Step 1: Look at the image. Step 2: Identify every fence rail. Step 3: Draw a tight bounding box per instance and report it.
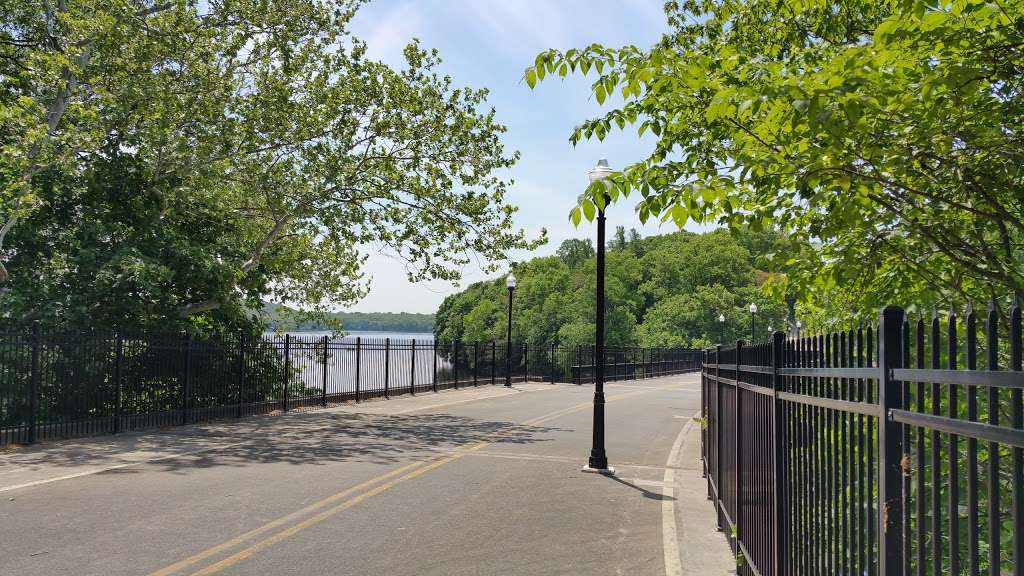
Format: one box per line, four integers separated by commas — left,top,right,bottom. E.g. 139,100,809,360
0,328,701,446
701,298,1024,576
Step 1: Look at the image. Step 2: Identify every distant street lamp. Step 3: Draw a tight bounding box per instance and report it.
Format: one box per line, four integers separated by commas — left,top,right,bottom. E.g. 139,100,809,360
796,320,802,339
768,326,774,337
718,313,726,344
749,302,758,343
505,272,516,387
585,158,614,474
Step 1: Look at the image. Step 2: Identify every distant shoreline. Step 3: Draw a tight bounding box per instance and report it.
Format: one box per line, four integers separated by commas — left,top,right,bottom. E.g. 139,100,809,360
262,303,434,334
263,329,436,341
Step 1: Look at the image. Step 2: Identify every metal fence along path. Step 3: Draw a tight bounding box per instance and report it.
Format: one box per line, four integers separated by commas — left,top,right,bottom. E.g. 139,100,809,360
0,329,701,446
702,297,1024,576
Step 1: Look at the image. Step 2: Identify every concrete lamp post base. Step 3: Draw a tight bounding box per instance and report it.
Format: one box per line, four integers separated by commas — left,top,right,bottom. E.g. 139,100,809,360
580,465,617,476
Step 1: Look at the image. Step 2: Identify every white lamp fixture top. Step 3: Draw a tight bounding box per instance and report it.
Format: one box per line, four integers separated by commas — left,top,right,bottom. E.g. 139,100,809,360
506,272,517,289
588,158,613,183
749,302,758,314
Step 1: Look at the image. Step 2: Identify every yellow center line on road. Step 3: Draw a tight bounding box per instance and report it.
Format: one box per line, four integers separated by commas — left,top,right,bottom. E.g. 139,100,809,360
149,388,652,576
145,458,428,576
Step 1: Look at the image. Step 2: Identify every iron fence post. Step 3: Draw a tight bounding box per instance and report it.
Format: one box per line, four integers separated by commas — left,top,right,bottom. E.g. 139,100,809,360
714,344,723,530
473,341,478,386
321,335,329,407
576,345,581,385
771,331,787,576
410,339,416,396
734,339,743,557
282,334,291,412
113,330,123,434
355,337,361,402
432,339,438,392
384,337,390,399
523,343,528,383
453,340,458,389
878,306,905,576
491,341,496,385
550,343,556,384
181,333,192,425
28,321,41,444
237,332,245,418
701,349,707,480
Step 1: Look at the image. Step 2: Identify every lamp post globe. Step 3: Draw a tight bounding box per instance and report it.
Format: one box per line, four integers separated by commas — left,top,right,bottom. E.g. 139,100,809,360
588,158,613,183
718,313,726,344
749,302,758,343
796,320,802,338
585,158,613,474
505,272,516,387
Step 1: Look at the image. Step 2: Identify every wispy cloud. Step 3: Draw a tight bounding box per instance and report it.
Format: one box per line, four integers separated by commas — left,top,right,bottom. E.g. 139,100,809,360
353,0,427,66
463,0,573,56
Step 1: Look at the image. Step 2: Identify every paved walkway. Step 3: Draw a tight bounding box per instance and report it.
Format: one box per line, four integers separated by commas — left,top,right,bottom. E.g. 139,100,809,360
0,375,732,576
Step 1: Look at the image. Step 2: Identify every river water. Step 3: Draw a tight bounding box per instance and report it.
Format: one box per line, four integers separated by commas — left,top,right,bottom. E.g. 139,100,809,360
265,331,450,395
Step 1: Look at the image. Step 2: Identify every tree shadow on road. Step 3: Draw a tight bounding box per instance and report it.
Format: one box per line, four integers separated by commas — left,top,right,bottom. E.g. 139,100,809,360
0,411,566,475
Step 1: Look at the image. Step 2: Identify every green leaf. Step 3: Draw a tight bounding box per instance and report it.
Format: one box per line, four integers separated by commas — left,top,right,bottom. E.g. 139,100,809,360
581,198,596,221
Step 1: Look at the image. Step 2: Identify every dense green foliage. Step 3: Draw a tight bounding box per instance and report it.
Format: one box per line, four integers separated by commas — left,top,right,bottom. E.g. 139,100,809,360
527,0,1024,320
434,228,789,348
0,0,541,337
263,303,433,333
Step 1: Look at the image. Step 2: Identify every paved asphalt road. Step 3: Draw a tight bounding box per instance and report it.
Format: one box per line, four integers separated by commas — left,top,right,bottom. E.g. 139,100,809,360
0,375,732,576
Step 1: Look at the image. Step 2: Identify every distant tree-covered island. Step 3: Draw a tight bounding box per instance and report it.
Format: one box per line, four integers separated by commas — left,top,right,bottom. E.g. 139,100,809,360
263,303,434,333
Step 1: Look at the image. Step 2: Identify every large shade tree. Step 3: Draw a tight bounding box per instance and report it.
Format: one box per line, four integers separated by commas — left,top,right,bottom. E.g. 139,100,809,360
1,0,541,333
527,0,1023,318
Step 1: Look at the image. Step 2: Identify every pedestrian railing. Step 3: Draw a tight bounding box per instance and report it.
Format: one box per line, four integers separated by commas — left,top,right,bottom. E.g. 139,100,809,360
0,329,701,446
701,298,1023,576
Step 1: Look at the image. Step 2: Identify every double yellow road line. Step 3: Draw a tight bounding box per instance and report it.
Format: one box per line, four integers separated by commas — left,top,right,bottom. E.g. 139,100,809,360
149,389,650,576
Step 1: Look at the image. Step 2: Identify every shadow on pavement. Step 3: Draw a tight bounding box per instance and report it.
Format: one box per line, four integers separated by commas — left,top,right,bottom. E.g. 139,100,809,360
604,474,676,501
0,411,567,475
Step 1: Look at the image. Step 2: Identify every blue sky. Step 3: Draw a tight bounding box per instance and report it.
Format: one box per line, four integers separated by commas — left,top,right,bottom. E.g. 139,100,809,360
345,0,689,313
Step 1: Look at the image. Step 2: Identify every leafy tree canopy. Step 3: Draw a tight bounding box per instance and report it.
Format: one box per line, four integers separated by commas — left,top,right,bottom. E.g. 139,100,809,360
433,229,789,348
555,237,596,269
527,0,1023,317
1,0,543,334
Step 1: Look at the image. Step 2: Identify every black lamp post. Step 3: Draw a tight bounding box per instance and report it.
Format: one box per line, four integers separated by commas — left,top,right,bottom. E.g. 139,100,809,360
585,158,613,474
718,313,725,345
749,302,758,343
505,272,516,387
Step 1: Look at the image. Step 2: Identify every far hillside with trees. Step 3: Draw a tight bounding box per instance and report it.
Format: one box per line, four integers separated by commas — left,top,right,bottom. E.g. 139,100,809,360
263,303,434,333
434,228,791,349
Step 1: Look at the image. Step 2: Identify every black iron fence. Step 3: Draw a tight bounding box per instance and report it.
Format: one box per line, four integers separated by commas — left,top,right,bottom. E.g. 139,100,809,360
0,328,701,446
701,298,1024,576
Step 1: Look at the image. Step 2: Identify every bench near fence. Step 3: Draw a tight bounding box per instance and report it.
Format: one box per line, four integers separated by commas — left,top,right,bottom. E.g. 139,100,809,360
702,300,1023,576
